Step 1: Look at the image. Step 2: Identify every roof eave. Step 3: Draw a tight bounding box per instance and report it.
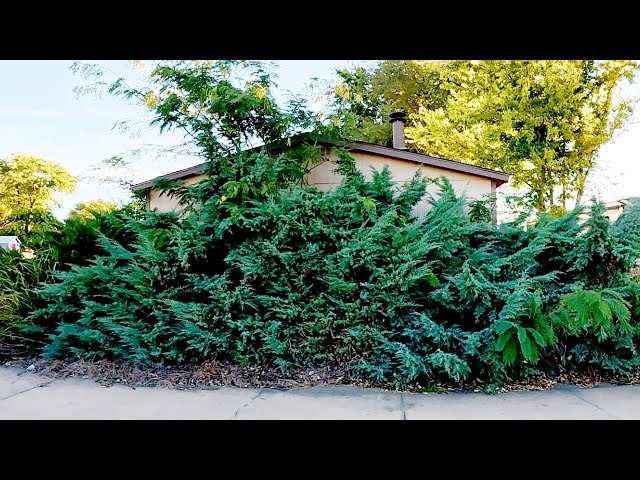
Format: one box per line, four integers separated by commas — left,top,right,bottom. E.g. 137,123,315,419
131,137,510,191
349,141,510,185
131,163,206,191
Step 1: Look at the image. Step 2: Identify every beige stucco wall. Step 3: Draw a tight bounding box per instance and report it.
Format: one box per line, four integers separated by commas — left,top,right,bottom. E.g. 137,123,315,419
604,204,625,222
578,202,626,224
306,151,494,217
146,174,207,213
146,150,495,218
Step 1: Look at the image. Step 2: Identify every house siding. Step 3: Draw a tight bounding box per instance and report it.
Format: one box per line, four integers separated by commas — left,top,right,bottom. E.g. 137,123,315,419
578,198,637,224
306,150,494,217
146,149,495,218
146,174,207,213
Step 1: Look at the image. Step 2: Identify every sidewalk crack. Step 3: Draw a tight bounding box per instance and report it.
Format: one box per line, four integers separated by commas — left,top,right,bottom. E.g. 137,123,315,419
0,379,56,401
231,389,263,420
399,393,407,420
570,390,620,419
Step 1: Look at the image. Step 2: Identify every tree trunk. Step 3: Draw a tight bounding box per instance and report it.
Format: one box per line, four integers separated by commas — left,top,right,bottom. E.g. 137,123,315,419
536,187,546,212
575,168,590,206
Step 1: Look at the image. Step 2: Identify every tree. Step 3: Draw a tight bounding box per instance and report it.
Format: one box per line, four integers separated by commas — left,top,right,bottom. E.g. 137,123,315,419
72,60,341,203
68,199,117,220
331,60,640,212
0,154,77,239
331,61,448,146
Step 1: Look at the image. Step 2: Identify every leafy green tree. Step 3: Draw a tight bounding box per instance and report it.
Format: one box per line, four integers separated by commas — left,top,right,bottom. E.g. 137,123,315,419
68,199,118,220
331,60,640,212
331,61,448,145
0,154,77,239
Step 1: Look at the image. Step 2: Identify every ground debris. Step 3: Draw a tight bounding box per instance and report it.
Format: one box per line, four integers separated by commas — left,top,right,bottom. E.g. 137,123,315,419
0,343,27,360
4,356,639,393
11,358,359,391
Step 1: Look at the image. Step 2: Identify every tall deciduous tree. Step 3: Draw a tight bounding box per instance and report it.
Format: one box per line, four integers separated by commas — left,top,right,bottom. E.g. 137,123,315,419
331,61,448,146
331,60,640,212
0,154,77,238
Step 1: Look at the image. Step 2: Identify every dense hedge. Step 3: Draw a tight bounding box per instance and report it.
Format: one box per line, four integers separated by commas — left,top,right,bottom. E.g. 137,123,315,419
0,247,57,353
0,202,145,352
24,150,640,389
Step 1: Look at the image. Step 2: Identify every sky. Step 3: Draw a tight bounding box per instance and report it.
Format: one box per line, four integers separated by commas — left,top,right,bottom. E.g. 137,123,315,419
0,60,639,218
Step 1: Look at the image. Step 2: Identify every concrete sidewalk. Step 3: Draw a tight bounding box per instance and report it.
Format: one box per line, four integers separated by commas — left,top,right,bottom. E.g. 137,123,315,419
1,366,639,419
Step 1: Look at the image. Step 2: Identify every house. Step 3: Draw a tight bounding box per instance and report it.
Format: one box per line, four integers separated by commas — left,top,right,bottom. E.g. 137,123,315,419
602,197,639,222
579,196,640,223
0,235,21,252
132,113,510,222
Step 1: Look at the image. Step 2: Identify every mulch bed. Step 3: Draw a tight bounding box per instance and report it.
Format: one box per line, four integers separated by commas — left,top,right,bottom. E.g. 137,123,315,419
4,357,368,391
0,343,26,359
5,356,640,394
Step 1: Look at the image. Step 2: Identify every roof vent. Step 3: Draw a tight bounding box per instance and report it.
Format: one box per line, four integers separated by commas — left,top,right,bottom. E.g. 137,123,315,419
389,111,407,150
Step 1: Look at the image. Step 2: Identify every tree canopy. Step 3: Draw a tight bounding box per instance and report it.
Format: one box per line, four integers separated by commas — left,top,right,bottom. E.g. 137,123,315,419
0,154,76,239
68,199,118,220
331,60,640,212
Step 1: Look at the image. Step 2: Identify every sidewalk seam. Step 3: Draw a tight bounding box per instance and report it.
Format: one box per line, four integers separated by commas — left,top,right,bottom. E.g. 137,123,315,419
400,393,407,420
0,379,56,402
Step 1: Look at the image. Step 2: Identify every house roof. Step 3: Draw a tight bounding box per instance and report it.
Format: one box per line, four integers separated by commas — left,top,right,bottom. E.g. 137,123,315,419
131,137,510,191
605,196,640,209
348,141,510,186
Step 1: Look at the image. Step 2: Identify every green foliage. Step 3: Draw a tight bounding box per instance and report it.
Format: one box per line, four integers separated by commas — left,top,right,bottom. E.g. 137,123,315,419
468,197,494,224
330,60,640,212
612,198,640,268
0,247,57,350
553,289,631,341
494,291,555,365
330,61,448,146
29,172,640,387
19,60,640,390
68,199,118,220
0,153,77,241
1,198,161,351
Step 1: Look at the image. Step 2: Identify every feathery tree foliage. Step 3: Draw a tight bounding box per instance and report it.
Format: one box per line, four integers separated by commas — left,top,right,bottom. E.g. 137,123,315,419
28,172,640,387
331,60,640,212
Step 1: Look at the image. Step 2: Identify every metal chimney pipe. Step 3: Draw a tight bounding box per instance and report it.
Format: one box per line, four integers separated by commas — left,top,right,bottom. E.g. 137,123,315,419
389,111,407,150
